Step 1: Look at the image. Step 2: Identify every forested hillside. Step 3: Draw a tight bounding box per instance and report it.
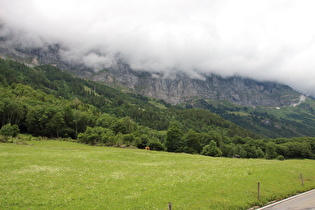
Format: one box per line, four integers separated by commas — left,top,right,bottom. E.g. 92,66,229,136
0,58,315,159
184,96,315,138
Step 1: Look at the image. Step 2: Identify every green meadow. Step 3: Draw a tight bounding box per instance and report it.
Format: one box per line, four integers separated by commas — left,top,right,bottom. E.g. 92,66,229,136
1,140,315,209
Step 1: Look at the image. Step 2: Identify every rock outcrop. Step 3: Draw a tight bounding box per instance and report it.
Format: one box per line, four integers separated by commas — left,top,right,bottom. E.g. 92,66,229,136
91,62,301,106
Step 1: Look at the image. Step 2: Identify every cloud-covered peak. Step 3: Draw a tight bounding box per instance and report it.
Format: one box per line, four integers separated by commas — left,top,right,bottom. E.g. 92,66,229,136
1,0,315,95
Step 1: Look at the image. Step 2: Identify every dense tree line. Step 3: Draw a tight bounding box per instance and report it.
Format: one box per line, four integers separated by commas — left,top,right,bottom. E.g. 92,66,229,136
77,119,315,159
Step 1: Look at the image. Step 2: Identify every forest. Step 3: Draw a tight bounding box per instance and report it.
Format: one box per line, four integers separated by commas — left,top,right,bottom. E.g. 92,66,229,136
0,58,315,159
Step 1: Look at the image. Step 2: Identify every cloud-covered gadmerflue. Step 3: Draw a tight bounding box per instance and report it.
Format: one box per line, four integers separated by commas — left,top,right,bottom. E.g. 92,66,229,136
1,0,315,95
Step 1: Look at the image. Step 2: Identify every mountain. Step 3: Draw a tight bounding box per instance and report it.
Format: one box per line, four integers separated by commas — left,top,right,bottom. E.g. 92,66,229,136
2,42,315,138
0,40,303,107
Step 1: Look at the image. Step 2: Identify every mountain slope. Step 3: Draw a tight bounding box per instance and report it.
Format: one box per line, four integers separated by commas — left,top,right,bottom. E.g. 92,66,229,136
186,98,315,138
2,43,315,138
0,58,256,139
0,41,303,107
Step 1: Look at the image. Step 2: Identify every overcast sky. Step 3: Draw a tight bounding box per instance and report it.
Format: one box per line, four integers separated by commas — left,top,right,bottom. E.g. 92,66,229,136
1,0,315,95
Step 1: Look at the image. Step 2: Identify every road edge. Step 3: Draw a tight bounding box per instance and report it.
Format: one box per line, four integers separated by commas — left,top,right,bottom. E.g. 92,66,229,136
257,188,315,210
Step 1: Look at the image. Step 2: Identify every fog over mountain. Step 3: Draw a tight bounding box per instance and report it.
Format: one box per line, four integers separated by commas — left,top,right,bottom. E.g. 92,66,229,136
1,0,315,96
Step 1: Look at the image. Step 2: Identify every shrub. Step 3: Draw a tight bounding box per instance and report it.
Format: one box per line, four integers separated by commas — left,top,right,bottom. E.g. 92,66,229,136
276,155,285,161
0,123,20,137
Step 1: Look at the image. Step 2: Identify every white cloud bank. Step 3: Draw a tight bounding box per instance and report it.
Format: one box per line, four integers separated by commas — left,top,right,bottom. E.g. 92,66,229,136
1,0,315,95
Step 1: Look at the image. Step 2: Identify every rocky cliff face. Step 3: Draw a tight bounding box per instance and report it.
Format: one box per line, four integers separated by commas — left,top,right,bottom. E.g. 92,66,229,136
0,41,302,107
91,62,301,106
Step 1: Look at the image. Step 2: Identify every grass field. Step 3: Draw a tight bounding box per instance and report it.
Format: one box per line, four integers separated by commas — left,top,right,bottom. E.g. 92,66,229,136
1,140,315,209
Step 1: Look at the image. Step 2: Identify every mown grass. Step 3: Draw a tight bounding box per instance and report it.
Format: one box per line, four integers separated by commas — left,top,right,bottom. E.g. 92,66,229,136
1,140,315,209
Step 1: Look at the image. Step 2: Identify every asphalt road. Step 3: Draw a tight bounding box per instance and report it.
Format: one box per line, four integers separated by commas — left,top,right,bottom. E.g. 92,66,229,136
258,189,315,210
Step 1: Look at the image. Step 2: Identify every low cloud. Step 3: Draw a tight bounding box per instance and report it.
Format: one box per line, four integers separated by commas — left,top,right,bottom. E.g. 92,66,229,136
1,0,315,95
